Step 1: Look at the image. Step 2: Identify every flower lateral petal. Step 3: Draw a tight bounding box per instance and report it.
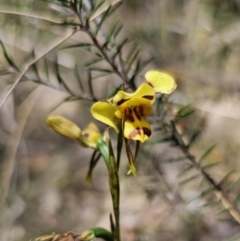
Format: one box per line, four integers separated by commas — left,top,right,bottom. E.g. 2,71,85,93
81,122,102,146
91,101,119,133
145,70,177,94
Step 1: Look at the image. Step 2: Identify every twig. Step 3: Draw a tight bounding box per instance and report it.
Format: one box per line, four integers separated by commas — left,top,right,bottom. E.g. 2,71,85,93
0,87,43,208
0,9,63,24
171,121,240,224
0,28,79,109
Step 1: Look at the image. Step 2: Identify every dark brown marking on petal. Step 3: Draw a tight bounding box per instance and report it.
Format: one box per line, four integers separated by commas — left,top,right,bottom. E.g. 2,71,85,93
143,127,151,137
142,95,154,101
124,107,134,122
133,106,142,121
83,133,89,138
117,98,130,106
147,82,154,88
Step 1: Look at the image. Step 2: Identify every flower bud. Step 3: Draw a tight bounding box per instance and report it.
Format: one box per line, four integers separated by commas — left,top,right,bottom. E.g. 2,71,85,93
46,116,81,140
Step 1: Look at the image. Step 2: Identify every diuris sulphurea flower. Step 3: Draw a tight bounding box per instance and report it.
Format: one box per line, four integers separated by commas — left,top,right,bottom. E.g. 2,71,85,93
91,70,176,143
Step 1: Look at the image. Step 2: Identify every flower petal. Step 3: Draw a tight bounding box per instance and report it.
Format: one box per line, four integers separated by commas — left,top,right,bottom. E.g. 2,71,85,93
82,122,102,146
145,70,177,94
115,98,153,119
111,83,155,106
91,101,119,133
124,117,151,143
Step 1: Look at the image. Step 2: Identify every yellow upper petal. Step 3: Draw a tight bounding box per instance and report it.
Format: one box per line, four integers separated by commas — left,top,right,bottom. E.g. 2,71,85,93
145,70,177,94
91,101,119,133
111,83,155,106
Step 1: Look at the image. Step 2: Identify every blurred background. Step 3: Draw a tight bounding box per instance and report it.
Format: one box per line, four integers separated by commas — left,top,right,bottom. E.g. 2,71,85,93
1,0,240,240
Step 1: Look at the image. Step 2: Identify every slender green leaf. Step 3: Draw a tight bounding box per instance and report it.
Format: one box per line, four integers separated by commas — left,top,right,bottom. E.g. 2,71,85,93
84,57,104,67
215,207,228,216
87,0,105,20
95,6,111,36
31,49,40,79
228,177,240,191
61,43,93,50
86,151,101,185
78,0,83,11
189,187,212,202
43,57,49,82
108,1,123,17
106,19,119,42
202,161,221,169
177,164,194,177
176,104,191,116
84,67,112,73
188,129,202,147
126,45,141,74
233,193,240,203
218,170,236,187
162,156,186,163
0,40,19,71
198,144,216,164
54,57,73,94
175,109,195,123
113,38,130,59
179,174,199,186
74,64,84,91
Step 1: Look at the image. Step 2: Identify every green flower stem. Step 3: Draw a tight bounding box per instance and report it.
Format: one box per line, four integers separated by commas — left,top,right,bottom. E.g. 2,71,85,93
97,138,110,168
108,138,121,241
116,121,123,170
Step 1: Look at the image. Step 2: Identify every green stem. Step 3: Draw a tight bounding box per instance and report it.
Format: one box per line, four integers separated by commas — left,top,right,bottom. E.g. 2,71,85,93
108,139,121,241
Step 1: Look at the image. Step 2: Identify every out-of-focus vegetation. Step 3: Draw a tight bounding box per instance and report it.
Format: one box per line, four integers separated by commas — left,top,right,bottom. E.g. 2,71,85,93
0,0,240,241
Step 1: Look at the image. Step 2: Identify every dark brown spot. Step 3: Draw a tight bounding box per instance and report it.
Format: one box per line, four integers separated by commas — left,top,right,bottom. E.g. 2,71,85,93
83,133,89,138
133,106,142,121
142,95,154,101
117,98,130,106
143,127,151,137
124,107,134,122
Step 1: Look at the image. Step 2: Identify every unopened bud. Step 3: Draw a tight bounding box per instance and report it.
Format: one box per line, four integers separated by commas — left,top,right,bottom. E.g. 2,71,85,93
46,116,81,140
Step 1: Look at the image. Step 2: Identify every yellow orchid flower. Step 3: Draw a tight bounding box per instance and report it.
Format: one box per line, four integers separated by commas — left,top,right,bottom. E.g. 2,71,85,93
91,70,176,142
115,98,152,143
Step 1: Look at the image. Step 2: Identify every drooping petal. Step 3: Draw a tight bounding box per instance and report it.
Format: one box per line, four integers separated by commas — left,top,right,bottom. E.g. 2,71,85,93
145,70,177,94
115,98,153,119
91,101,119,133
111,83,155,106
123,114,151,143
81,122,102,146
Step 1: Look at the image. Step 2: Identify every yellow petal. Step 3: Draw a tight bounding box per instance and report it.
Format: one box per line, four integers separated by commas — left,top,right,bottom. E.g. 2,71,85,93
145,70,177,94
115,98,153,119
111,83,155,106
91,101,119,133
123,113,151,143
81,122,102,146
46,116,81,140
